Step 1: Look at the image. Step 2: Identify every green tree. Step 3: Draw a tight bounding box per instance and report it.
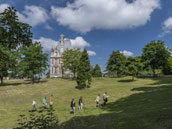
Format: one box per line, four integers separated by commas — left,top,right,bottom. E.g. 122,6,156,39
0,46,10,85
62,48,81,79
106,51,126,77
76,49,92,89
0,7,32,85
0,7,32,49
17,108,59,129
126,57,143,80
19,42,48,83
162,57,172,75
92,64,102,79
142,40,170,76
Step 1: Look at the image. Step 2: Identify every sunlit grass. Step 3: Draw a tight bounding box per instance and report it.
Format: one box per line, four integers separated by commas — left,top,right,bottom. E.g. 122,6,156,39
0,76,172,128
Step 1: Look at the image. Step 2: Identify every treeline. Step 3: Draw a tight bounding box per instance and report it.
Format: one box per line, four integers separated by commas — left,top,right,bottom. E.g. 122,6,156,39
63,40,172,88
0,7,48,85
106,40,172,80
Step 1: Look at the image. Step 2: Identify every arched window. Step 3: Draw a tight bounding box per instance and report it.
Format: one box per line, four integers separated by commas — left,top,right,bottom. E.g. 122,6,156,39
55,67,58,74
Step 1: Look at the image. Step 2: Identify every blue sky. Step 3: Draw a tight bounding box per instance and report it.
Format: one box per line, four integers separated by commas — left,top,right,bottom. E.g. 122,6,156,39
0,0,172,70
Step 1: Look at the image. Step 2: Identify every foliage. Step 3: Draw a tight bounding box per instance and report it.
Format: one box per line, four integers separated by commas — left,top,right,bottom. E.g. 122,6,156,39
19,42,48,83
62,48,81,78
76,49,92,88
92,64,102,78
106,51,126,77
162,57,172,75
126,57,143,80
0,7,32,49
16,108,59,129
0,7,32,85
141,40,171,76
46,70,50,78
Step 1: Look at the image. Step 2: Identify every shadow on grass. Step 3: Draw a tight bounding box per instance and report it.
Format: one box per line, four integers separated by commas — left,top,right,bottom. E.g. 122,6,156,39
60,84,172,129
3,79,48,87
150,76,172,85
137,76,172,85
118,79,136,83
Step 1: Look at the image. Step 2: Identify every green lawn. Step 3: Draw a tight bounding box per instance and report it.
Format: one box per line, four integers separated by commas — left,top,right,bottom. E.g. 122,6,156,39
0,76,172,129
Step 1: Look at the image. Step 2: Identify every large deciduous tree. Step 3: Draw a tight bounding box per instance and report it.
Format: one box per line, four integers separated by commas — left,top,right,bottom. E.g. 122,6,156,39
19,42,48,83
0,7,32,85
141,40,170,76
106,51,126,77
126,57,143,80
76,49,92,89
62,48,81,78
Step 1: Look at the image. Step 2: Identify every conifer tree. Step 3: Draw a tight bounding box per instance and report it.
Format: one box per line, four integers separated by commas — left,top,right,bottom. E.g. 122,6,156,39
92,64,102,79
76,49,92,88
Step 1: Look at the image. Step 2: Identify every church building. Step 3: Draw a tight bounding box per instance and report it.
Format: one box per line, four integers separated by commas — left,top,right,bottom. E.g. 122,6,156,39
50,34,73,78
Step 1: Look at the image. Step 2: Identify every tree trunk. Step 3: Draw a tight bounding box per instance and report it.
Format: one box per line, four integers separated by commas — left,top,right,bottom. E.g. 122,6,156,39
152,68,156,77
0,77,3,86
117,72,119,78
32,77,35,84
62,68,64,78
132,75,134,81
74,71,76,79
38,73,40,83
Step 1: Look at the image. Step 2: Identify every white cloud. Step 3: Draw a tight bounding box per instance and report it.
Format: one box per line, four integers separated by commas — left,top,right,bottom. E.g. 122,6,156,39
158,17,172,37
0,3,10,13
51,0,160,33
120,50,133,57
33,37,58,51
70,36,90,49
17,5,49,27
87,50,96,56
0,4,49,27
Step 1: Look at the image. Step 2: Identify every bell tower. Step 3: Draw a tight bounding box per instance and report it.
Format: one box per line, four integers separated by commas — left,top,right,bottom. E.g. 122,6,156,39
60,34,64,53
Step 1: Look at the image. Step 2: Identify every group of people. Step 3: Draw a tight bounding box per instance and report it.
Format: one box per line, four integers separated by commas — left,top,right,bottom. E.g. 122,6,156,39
32,92,109,113
70,92,109,114
70,96,83,114
95,92,109,107
32,95,53,110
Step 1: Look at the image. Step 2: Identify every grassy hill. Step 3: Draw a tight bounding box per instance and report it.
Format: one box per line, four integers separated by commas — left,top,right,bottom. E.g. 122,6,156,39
0,76,172,129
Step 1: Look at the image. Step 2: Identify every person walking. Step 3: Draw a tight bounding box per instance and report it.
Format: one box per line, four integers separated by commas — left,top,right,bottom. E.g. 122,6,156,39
95,94,100,107
50,95,53,108
70,98,76,114
32,100,36,110
103,92,108,106
43,97,47,108
78,96,83,110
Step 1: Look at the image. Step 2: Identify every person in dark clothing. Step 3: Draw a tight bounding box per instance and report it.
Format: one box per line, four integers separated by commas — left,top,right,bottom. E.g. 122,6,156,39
78,96,83,110
70,99,76,114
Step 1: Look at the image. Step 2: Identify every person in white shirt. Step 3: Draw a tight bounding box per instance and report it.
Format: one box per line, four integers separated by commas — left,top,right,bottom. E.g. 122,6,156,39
32,100,36,110
95,94,100,107
103,92,108,106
